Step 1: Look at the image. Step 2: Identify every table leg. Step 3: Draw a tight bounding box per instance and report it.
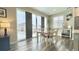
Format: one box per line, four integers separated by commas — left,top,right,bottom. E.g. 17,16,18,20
37,32,38,44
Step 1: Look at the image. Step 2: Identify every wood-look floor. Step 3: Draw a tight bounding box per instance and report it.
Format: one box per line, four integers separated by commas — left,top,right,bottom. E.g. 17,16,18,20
10,36,73,51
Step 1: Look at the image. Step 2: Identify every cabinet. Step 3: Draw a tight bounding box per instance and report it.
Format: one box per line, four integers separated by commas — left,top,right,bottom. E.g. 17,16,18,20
0,36,10,51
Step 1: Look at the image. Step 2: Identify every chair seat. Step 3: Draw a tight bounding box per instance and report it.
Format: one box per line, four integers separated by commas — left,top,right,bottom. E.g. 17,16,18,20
42,32,53,38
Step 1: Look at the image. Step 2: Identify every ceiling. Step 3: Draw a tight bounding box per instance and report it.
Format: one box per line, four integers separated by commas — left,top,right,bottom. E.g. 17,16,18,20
32,7,68,15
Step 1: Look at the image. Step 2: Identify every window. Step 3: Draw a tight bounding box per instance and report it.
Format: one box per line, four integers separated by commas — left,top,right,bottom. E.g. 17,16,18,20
32,14,37,37
32,14,46,37
16,9,26,41
44,17,48,32
37,16,41,31
32,14,42,37
53,16,64,28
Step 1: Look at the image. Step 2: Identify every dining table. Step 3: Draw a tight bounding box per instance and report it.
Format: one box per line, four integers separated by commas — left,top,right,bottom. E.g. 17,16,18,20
36,31,54,44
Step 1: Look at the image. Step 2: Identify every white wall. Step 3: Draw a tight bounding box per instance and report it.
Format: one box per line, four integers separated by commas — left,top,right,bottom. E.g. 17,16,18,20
74,8,79,50
0,7,17,44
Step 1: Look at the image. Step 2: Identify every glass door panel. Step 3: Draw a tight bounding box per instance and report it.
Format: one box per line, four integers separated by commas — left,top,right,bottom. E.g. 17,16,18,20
37,16,41,32
32,14,37,37
16,9,26,41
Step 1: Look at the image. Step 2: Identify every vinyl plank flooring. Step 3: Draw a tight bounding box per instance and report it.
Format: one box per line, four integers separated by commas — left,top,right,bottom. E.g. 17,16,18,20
10,36,72,51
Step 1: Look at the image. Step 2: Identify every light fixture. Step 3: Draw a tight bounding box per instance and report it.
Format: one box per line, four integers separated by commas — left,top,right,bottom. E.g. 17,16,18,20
66,13,72,21
0,22,10,36
68,25,71,29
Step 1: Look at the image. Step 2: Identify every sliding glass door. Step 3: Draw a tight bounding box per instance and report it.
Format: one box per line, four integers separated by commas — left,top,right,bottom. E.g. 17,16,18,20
32,14,37,37
37,16,41,32
32,15,42,37
16,9,26,41
44,17,48,32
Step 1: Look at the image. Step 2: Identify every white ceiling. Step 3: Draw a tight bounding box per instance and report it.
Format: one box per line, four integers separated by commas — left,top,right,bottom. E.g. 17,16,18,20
32,7,68,15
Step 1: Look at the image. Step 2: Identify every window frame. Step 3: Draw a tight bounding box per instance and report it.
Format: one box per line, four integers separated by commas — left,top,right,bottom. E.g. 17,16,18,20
53,15,64,28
